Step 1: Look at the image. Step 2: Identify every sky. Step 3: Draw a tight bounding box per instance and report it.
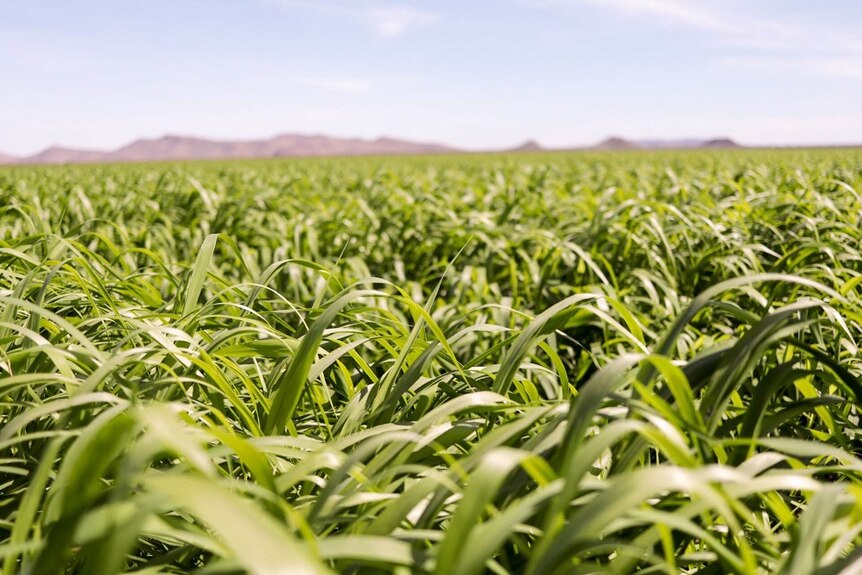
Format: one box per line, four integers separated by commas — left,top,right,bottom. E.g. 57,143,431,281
1,0,861,155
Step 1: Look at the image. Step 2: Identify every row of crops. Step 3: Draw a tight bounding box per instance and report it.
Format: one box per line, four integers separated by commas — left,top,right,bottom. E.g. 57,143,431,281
2,149,862,573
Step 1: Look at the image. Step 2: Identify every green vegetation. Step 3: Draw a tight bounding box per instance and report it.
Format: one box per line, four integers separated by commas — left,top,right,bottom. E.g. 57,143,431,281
2,149,862,574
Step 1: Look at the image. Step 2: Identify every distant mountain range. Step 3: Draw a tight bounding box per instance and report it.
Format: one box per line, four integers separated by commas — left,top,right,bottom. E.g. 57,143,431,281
590,136,739,150
0,134,456,165
500,136,740,153
0,133,742,165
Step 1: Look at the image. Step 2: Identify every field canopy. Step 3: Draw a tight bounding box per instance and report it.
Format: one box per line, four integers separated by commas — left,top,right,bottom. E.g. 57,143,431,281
2,149,862,573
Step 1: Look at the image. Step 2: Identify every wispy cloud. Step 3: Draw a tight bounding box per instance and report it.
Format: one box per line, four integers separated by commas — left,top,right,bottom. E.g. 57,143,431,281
368,6,436,38
577,0,722,32
259,0,437,38
577,0,858,51
715,56,862,81
294,76,373,93
536,0,862,80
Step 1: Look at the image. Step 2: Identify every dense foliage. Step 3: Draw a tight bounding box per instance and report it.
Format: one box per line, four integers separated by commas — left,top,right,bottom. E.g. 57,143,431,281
2,149,862,574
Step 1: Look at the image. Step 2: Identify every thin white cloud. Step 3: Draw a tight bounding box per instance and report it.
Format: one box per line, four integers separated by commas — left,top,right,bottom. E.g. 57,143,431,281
578,0,856,51
369,6,436,37
258,0,437,38
294,76,373,93
715,56,862,81
578,0,722,32
533,0,862,80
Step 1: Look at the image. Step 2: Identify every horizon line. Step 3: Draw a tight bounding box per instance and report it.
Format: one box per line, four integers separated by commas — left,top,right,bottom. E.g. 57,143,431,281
3,131,862,166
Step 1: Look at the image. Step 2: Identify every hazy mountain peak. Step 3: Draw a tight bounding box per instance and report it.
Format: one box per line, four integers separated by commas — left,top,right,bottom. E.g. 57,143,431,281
701,138,740,148
26,145,106,164
0,152,20,164
596,136,637,150
510,140,544,152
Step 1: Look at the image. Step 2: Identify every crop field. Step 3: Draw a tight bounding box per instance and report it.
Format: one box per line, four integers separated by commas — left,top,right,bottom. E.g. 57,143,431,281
3,149,862,574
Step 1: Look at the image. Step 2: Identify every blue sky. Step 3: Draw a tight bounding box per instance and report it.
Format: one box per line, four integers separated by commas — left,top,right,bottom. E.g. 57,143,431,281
1,0,861,155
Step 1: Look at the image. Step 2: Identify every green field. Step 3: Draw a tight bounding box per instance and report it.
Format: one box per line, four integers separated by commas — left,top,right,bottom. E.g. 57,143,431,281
2,149,862,574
